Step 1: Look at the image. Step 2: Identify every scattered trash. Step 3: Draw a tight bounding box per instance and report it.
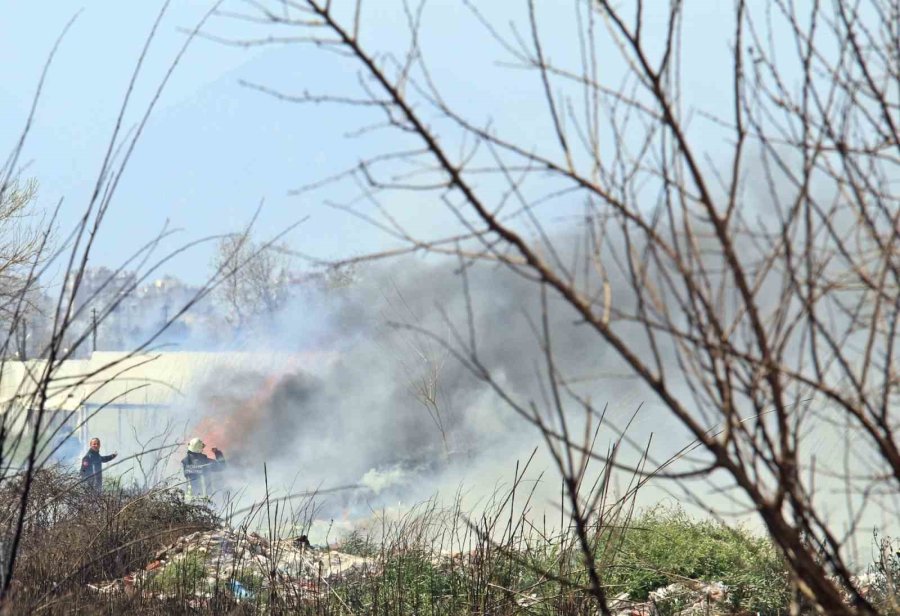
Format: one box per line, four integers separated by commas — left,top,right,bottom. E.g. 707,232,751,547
85,525,886,613
229,580,253,600
646,581,729,615
86,526,375,602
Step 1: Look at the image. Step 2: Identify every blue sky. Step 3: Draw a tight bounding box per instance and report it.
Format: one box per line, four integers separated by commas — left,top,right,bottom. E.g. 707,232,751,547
0,1,741,285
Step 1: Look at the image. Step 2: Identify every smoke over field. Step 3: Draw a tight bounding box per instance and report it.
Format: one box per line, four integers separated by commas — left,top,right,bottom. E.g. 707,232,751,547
154,239,892,558
169,252,665,526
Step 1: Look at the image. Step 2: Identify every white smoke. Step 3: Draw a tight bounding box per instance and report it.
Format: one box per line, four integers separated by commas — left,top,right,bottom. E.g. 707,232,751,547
150,250,671,534
360,466,410,494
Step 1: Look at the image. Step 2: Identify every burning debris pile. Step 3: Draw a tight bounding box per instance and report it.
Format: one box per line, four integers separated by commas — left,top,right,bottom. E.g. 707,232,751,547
87,526,374,604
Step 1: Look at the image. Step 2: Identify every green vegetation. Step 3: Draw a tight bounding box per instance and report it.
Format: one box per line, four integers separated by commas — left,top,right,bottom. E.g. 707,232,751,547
604,505,790,614
339,548,467,615
331,505,794,615
151,553,207,594
338,528,379,558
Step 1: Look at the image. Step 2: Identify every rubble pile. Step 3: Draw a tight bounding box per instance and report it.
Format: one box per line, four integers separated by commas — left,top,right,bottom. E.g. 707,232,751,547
87,527,374,602
607,576,884,615
608,581,731,616
85,526,889,613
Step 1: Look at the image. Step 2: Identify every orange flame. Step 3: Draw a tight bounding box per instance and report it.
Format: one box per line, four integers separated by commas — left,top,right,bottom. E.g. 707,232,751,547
192,374,282,457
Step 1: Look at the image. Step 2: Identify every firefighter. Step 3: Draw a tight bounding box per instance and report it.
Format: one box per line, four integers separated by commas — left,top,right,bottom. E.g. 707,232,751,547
181,437,225,500
80,437,117,492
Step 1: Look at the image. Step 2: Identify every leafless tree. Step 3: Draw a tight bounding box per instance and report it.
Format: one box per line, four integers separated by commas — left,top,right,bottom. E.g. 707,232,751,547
130,418,183,490
212,233,293,328
383,284,454,455
0,179,52,355
213,0,900,613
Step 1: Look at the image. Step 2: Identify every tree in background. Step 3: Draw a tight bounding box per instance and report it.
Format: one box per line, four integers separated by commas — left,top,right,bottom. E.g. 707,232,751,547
0,179,52,358
212,234,292,329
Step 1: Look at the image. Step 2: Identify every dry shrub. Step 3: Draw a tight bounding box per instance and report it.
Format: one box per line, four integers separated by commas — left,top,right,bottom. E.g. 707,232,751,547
0,465,216,611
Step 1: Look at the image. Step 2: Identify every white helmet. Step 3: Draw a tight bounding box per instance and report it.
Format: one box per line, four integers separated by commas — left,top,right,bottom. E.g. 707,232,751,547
187,437,205,453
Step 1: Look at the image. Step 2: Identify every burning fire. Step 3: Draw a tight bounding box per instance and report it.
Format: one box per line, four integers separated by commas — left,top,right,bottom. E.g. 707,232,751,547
192,374,282,458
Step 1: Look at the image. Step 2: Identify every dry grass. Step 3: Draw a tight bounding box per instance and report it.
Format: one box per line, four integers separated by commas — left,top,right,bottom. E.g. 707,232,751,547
0,468,896,615
0,466,217,613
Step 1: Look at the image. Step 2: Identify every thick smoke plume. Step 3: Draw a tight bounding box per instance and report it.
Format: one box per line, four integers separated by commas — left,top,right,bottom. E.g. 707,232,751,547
142,230,883,552
169,251,667,525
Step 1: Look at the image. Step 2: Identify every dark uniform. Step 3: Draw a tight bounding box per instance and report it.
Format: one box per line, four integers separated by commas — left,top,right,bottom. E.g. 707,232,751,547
81,449,116,491
181,449,226,498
